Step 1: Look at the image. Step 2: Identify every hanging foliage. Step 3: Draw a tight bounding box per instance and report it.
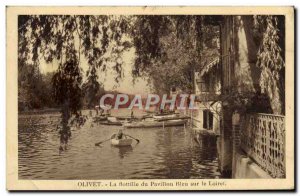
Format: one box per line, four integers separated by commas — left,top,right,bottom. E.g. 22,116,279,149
18,15,132,150
254,15,285,114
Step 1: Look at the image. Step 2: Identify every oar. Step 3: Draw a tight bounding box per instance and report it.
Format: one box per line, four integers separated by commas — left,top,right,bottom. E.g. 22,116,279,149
95,138,110,146
125,134,140,143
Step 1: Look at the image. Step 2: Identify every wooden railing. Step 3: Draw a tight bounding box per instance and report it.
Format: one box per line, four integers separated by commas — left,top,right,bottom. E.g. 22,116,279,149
240,113,285,178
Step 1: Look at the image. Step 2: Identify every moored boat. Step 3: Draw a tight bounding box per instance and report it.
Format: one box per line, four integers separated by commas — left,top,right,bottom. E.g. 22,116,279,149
99,121,123,126
155,116,190,122
123,119,187,128
107,116,117,121
110,134,133,146
114,114,152,121
115,116,136,121
93,116,108,122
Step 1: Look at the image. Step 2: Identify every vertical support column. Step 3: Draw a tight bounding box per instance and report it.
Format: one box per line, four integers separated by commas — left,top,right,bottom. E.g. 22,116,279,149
219,106,233,177
232,111,241,178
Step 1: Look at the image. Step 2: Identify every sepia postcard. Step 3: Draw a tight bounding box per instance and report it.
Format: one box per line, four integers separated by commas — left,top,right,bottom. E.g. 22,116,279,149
6,6,294,191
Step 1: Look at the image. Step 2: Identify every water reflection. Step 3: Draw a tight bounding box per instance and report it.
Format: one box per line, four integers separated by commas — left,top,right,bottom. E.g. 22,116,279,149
112,146,133,159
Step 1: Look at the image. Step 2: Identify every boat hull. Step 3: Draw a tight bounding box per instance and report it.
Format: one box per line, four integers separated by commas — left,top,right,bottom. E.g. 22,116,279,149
111,138,133,146
99,121,123,126
93,116,108,122
153,114,177,120
124,120,187,128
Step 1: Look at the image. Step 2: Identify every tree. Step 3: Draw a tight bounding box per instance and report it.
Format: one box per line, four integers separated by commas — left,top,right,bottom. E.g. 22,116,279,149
82,71,105,108
131,15,220,94
18,63,56,110
146,31,197,94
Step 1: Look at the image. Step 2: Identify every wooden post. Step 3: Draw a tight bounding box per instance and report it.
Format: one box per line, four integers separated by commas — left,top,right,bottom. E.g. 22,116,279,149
232,111,241,178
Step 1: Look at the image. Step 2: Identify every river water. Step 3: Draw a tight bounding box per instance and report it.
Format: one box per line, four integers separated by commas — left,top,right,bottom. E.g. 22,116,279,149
18,109,221,179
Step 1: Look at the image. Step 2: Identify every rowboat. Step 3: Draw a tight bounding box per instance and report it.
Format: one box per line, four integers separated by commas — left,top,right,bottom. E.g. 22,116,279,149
93,116,107,122
123,119,187,128
155,116,190,122
153,114,178,120
115,116,136,121
114,114,152,121
110,134,133,146
107,117,117,121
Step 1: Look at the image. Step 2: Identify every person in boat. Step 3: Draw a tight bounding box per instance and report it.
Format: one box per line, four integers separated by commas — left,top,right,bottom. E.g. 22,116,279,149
116,129,133,140
116,129,124,140
113,130,140,144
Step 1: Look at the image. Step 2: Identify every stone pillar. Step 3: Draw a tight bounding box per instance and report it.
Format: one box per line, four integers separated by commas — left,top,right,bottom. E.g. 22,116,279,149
218,107,233,177
232,111,241,178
